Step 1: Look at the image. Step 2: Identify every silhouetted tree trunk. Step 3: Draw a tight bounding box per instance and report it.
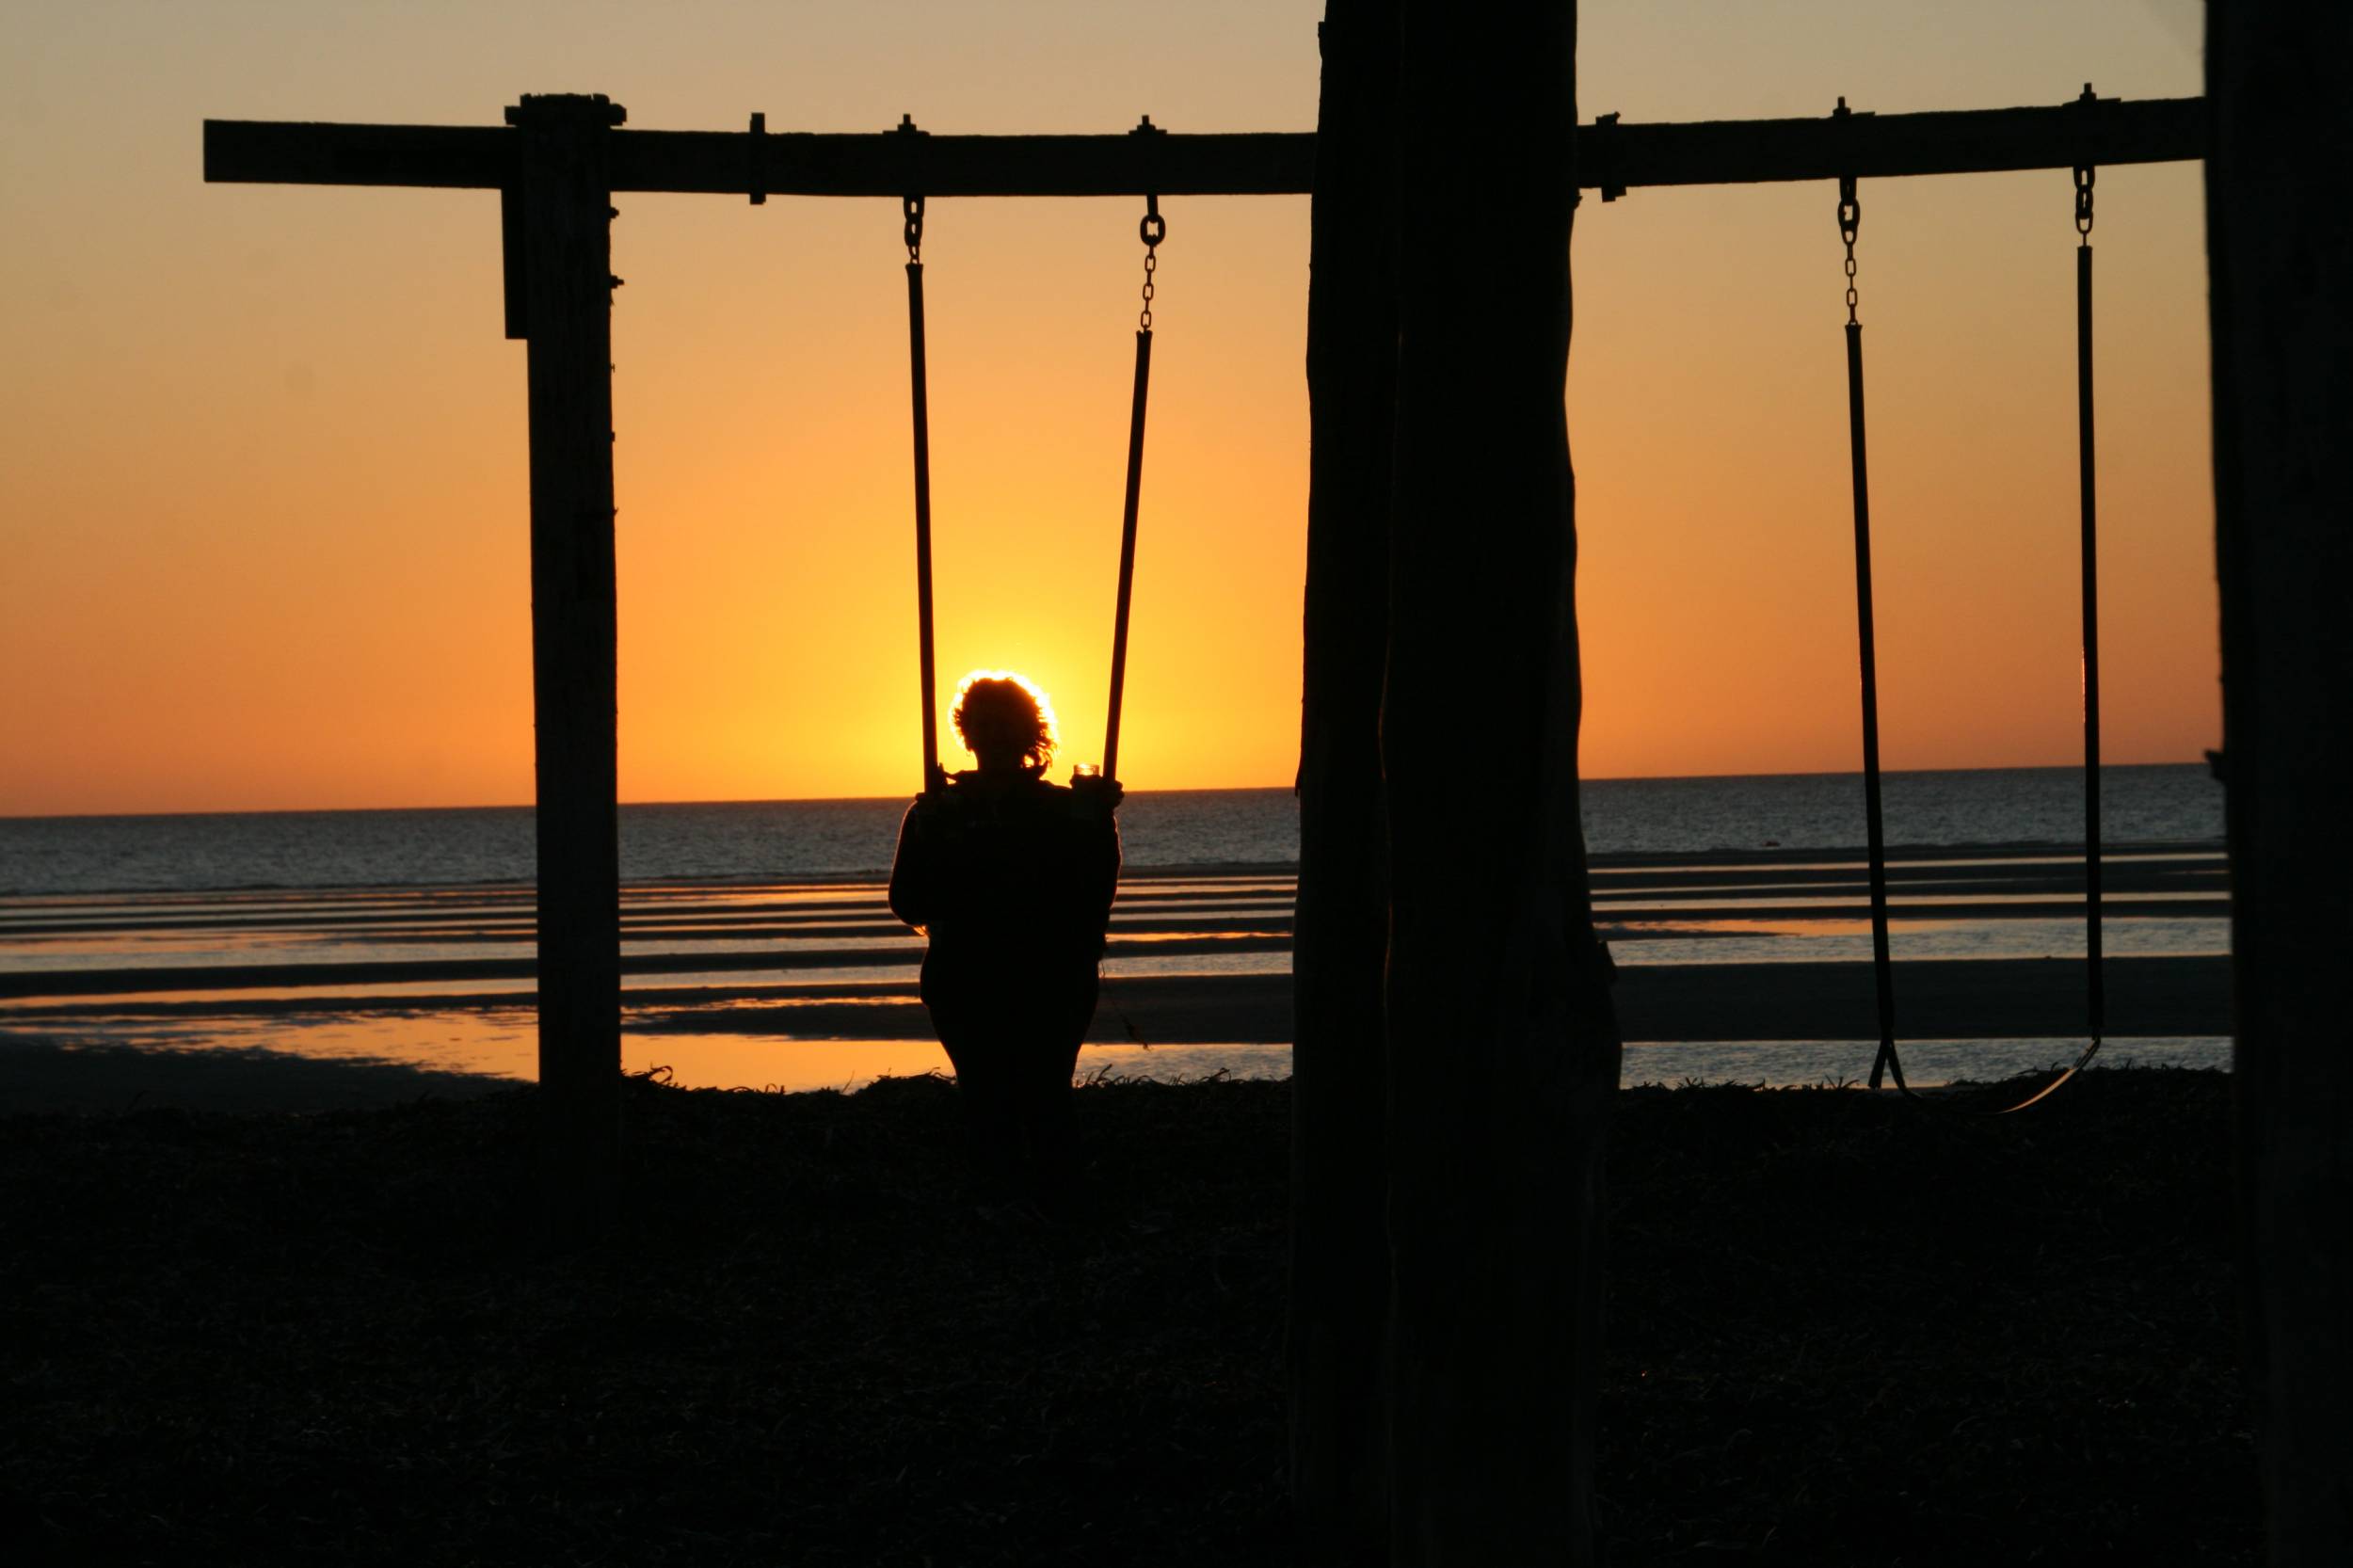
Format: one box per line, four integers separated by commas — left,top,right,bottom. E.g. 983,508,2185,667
1290,4,1401,1564
2206,8,2353,1563
1384,3,1617,1562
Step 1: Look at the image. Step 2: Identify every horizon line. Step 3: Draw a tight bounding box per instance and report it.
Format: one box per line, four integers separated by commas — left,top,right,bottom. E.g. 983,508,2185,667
0,757,2217,824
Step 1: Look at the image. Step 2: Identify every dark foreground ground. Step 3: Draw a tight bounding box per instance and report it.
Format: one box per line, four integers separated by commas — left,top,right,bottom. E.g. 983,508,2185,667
2,1067,2252,1565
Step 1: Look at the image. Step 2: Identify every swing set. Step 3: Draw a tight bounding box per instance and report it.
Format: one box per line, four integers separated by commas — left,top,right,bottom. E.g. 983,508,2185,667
898,117,1169,794
1835,86,2113,1111
200,87,2202,1162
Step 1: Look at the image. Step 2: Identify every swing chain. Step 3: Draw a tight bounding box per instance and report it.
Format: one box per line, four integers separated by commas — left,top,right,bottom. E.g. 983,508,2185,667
2070,83,2098,245
1837,174,1861,326
904,194,924,264
1139,193,1164,332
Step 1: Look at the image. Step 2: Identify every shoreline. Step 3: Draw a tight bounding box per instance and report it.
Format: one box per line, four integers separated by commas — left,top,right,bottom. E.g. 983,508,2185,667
5,843,2230,1112
2,953,2230,1114
4,956,2228,1042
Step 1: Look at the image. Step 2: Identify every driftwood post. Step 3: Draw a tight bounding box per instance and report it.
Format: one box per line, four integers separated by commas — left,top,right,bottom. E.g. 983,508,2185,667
1290,4,1401,1561
508,93,626,1198
1384,2,1618,1560
2205,9,2352,1562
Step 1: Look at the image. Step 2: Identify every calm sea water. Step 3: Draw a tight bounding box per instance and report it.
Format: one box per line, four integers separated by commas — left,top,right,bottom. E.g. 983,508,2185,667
0,765,2219,897
2,764,2230,1096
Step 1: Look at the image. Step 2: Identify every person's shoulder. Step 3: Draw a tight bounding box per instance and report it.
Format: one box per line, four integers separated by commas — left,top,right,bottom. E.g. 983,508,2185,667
932,773,997,809
1016,779,1079,818
1023,778,1106,825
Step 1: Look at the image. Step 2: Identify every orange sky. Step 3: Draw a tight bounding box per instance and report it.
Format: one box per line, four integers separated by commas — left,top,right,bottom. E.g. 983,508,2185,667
0,2,2215,815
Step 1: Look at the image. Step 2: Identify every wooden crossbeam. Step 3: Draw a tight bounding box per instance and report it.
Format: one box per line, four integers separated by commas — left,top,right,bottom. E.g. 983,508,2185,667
203,95,2201,199
1580,96,2201,191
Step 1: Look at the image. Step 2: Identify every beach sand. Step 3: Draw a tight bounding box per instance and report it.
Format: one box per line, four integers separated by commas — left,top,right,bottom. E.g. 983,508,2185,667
0,1067,2254,1563
3,845,2229,1112
0,1037,520,1114
2,952,2227,1113
624,953,2227,1046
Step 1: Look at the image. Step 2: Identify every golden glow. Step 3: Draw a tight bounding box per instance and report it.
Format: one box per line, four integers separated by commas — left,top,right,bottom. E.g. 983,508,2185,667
0,4,2217,815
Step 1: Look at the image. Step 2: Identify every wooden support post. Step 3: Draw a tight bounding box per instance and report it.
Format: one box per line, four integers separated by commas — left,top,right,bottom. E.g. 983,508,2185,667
1383,4,1617,1561
2205,8,2352,1561
508,92,626,1208
1289,5,1400,1562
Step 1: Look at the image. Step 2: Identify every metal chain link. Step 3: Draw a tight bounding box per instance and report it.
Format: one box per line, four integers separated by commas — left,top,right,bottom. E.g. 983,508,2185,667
904,194,924,264
2071,84,2098,245
1838,174,1861,326
1138,194,1164,331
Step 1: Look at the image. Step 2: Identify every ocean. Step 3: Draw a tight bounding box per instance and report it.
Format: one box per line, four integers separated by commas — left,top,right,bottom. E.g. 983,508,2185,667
0,763,2221,896
1,765,2230,1099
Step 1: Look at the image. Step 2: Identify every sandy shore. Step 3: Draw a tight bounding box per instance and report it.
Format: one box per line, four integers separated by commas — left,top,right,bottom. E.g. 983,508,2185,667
0,1069,2254,1563
631,954,2228,1045
0,1039,520,1114
3,846,2226,1112
9,956,2226,1048
3,955,2226,1114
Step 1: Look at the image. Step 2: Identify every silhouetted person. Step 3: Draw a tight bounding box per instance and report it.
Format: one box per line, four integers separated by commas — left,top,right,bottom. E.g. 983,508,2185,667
888,674,1121,1206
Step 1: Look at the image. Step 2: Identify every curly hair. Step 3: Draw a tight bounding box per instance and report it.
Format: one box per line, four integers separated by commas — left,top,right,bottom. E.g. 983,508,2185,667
952,670,1058,773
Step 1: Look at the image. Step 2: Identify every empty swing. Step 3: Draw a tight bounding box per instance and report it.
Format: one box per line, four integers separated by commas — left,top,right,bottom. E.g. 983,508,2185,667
1833,87,2106,1109
899,128,1166,795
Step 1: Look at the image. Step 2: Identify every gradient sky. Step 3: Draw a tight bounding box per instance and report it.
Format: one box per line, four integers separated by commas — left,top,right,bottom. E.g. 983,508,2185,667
1,2,2212,815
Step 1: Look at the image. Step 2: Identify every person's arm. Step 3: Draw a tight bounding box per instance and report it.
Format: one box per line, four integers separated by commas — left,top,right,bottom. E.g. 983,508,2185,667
1068,773,1124,926
887,797,936,931
1071,799,1121,953
1092,812,1121,926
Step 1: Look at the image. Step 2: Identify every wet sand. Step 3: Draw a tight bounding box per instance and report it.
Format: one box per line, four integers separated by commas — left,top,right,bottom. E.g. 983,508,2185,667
3,846,2227,1111
630,954,2228,1045
3,956,2228,1114
8,957,2227,1047
0,1038,520,1114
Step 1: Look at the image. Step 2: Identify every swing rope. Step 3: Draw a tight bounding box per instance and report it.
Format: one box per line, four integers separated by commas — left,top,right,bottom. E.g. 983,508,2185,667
904,188,942,792
1834,139,1904,1093
1100,191,1162,784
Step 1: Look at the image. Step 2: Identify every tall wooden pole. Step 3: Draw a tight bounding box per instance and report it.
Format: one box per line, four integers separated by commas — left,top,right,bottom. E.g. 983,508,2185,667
1384,3,1617,1561
1290,5,1401,1561
2205,10,2352,1562
509,93,626,1200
